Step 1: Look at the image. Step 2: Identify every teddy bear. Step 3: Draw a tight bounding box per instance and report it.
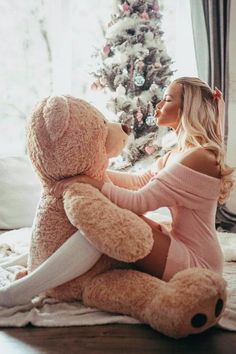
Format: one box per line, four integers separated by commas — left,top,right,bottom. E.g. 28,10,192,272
26,95,227,339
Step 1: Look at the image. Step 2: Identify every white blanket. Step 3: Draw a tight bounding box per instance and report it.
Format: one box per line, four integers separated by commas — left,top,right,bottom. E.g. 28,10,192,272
0,227,235,330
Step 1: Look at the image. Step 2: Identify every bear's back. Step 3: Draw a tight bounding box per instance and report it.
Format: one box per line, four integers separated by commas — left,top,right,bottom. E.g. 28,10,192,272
28,194,76,271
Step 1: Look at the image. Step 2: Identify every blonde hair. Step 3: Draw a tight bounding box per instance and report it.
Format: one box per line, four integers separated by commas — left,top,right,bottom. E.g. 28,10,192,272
173,76,235,204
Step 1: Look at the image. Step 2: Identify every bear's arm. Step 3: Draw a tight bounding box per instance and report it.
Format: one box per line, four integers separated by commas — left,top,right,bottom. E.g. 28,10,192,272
63,183,154,263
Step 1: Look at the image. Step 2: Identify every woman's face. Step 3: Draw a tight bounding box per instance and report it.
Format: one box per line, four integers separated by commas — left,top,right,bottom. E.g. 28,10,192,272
155,82,182,130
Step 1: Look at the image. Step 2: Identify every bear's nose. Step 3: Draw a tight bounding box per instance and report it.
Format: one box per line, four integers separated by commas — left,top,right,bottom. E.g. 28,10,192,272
121,124,131,135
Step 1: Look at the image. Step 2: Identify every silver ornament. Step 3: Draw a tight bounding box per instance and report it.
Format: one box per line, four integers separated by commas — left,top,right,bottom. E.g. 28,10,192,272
145,114,156,126
134,73,145,87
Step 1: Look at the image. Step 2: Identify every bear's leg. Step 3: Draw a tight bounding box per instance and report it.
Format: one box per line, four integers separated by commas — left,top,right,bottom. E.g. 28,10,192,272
82,269,162,320
82,268,226,339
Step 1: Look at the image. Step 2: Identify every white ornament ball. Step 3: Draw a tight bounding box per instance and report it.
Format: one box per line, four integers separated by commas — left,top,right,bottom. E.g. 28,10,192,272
99,77,107,86
116,84,126,96
150,83,158,93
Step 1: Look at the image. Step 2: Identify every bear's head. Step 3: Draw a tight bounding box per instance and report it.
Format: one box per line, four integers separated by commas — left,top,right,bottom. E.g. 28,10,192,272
27,96,130,187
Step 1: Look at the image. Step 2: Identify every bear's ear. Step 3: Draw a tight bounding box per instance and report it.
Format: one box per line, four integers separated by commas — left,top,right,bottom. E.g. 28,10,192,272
43,96,70,142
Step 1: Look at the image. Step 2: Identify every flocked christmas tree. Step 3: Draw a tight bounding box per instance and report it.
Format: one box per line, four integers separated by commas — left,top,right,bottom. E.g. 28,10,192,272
91,0,174,168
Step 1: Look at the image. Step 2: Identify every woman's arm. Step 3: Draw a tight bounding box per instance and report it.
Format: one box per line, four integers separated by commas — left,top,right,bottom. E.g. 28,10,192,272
50,155,166,199
53,174,174,215
106,170,153,190
101,177,178,215
51,151,216,215
106,156,165,190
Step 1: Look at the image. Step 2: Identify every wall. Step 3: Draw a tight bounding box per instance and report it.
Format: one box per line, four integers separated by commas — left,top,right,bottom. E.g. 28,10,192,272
226,0,236,212
228,0,236,165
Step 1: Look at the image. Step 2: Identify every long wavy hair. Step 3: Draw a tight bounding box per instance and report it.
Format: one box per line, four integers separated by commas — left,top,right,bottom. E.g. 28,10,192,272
173,76,234,204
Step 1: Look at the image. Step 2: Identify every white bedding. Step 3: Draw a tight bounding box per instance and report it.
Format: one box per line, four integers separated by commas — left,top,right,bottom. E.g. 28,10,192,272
0,227,236,330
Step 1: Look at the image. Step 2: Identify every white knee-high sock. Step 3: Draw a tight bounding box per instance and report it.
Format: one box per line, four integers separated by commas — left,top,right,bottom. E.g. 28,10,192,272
0,231,101,307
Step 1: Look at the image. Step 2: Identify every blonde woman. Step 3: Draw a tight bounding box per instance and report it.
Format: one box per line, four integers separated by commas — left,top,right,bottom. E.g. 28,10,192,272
0,77,234,307
55,77,234,281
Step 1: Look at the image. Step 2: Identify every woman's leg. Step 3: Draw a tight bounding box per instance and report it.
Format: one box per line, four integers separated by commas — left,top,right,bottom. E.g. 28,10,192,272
0,231,101,307
135,216,171,279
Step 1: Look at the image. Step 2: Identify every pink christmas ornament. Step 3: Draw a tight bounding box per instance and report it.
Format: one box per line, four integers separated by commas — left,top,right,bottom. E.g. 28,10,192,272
153,1,160,12
137,60,145,71
145,145,156,155
155,61,162,68
99,77,107,86
90,82,98,91
103,45,110,56
122,2,130,12
90,80,104,91
136,109,143,122
140,11,149,20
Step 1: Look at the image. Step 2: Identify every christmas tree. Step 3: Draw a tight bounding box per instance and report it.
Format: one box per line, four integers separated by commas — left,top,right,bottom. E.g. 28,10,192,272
91,0,174,168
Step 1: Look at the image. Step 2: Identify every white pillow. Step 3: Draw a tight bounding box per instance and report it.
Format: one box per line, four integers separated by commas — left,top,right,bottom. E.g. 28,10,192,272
0,156,41,229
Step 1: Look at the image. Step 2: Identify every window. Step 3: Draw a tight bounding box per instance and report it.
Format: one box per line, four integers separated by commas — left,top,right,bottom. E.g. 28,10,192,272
0,0,51,156
0,0,196,157
160,0,197,78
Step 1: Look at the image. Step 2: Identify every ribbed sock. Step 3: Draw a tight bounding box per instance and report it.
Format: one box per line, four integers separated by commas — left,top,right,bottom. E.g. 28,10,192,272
0,230,101,307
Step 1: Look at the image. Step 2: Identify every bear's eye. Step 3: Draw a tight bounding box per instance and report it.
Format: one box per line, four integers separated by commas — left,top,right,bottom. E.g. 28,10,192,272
103,119,107,125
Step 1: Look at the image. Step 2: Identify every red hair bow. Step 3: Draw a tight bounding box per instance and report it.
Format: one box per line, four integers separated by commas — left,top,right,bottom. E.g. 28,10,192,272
213,88,222,101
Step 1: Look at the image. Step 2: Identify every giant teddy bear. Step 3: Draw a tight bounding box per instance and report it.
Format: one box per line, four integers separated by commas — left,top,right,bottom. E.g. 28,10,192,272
26,95,227,338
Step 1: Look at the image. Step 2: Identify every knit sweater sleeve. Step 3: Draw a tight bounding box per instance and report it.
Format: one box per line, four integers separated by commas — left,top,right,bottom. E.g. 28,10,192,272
106,156,164,190
101,163,220,215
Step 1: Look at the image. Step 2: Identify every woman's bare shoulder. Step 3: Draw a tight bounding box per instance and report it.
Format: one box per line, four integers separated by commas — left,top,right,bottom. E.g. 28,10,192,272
180,148,220,178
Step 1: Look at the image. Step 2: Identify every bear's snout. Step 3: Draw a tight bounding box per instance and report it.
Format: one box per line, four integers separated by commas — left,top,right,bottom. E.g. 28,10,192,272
121,124,131,136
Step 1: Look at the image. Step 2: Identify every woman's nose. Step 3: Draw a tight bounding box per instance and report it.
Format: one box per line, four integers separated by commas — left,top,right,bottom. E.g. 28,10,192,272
121,123,131,135
156,100,163,109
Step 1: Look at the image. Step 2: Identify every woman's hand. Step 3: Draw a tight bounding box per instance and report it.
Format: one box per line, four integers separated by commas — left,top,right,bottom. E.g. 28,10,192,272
50,175,104,198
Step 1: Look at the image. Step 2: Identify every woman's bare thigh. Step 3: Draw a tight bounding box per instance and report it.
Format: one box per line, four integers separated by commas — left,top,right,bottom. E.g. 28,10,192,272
135,216,171,279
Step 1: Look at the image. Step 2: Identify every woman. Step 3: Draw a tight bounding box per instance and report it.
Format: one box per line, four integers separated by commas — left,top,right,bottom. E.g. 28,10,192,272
62,77,234,280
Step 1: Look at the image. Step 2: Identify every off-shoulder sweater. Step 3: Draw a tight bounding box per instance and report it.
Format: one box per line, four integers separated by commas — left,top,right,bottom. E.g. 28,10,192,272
102,162,223,274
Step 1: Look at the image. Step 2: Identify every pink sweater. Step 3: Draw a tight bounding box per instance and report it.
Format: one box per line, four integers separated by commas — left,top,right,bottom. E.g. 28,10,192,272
102,162,224,275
